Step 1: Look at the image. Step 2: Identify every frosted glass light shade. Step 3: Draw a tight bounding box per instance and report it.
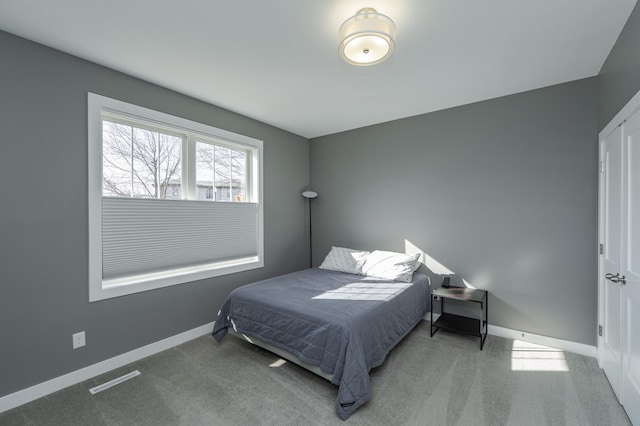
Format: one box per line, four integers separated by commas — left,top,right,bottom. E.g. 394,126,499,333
338,8,396,66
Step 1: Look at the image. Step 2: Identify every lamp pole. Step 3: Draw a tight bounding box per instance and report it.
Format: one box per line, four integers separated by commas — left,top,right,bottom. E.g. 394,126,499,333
302,191,318,267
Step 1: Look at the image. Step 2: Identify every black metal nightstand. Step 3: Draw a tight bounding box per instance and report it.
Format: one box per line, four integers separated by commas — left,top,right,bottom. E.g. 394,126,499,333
430,287,488,350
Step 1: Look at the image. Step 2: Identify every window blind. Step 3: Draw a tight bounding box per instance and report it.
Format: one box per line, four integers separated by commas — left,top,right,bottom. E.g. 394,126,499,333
102,198,258,280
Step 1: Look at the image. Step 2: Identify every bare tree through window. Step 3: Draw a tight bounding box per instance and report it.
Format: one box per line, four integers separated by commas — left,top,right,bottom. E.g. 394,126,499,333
102,119,249,202
102,120,182,199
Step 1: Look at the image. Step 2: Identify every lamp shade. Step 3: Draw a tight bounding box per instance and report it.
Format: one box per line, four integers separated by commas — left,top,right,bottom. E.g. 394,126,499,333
338,8,396,66
302,190,318,199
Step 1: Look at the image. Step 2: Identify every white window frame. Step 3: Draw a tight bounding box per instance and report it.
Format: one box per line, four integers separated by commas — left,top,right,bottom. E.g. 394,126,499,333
88,93,263,302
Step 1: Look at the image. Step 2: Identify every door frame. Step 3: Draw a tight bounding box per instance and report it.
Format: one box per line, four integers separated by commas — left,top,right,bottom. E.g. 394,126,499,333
598,127,623,399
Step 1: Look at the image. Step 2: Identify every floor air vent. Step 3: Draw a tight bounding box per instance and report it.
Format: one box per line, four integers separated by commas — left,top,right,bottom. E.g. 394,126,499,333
89,370,141,394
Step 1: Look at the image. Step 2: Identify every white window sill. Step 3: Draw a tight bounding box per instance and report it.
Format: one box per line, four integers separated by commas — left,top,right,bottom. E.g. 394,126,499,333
90,256,262,302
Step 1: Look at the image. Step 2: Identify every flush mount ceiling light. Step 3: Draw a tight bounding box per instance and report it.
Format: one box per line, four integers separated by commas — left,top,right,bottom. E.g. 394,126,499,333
338,7,396,66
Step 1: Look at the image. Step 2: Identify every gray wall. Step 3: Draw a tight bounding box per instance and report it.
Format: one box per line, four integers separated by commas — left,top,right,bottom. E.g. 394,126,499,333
599,2,640,130
310,78,599,346
0,31,310,397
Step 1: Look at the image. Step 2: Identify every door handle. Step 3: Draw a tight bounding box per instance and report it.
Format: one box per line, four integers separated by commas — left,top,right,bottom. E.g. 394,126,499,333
606,273,627,285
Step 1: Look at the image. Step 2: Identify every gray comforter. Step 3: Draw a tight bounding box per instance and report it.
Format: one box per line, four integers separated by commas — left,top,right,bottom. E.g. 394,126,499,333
212,268,430,420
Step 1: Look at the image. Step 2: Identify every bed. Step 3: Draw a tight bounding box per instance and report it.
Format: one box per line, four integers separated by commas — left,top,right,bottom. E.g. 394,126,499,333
212,264,430,419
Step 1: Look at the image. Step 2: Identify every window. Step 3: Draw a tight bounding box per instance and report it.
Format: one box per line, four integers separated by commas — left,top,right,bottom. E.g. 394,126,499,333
102,118,184,199
195,141,248,202
88,93,263,302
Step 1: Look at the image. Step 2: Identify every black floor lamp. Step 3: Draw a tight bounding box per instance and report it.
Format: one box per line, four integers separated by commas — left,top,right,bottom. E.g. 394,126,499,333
302,190,318,267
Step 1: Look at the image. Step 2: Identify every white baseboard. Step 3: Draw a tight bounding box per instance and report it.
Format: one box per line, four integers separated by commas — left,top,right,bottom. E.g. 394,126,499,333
0,321,215,414
487,324,597,358
423,312,440,321
423,314,597,358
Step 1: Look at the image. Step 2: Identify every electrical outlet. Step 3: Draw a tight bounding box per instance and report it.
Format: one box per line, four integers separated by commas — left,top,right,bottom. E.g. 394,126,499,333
72,331,86,349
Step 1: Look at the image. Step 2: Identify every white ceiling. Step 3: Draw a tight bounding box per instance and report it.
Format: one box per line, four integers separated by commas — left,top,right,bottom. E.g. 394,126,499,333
0,1,636,138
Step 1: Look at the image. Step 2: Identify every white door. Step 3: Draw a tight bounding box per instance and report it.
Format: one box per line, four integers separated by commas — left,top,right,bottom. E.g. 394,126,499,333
600,125,623,400
621,109,640,426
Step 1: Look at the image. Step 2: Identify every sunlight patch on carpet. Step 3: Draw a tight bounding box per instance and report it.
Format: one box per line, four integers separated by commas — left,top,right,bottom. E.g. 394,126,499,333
511,340,569,372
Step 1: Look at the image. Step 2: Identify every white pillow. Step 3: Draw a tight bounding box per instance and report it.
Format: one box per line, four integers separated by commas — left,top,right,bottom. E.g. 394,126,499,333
361,250,420,282
319,246,370,275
